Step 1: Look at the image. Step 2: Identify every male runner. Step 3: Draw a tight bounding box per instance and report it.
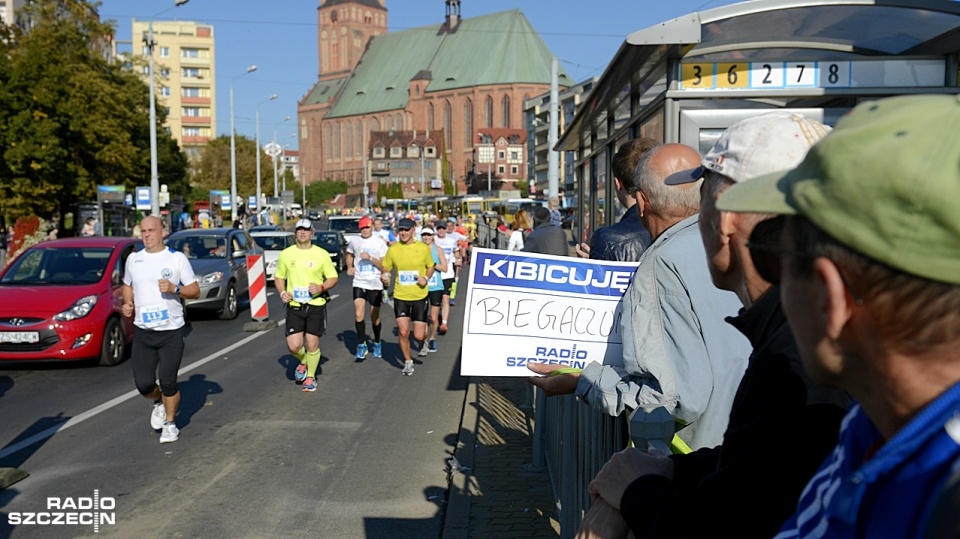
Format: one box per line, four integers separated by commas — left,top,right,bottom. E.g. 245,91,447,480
381,217,435,375
346,215,388,359
122,216,200,443
275,219,339,392
433,220,464,330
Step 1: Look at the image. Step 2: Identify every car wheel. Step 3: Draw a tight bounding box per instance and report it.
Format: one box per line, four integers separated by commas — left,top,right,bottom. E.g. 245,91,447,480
219,281,239,320
98,317,126,366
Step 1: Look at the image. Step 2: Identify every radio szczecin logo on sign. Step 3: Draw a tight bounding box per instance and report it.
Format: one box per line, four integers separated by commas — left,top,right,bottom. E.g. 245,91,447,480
7,489,116,533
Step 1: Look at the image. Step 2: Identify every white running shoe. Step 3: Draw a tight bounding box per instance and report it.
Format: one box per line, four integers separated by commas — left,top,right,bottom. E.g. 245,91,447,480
159,421,179,443
150,402,165,430
418,343,429,357
402,360,415,376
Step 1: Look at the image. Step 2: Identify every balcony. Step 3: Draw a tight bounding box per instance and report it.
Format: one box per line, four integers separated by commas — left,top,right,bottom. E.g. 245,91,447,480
181,116,211,125
181,97,211,105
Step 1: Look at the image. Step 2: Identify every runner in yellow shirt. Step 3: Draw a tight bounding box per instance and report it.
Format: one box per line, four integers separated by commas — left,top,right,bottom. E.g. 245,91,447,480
275,219,339,392
381,217,435,376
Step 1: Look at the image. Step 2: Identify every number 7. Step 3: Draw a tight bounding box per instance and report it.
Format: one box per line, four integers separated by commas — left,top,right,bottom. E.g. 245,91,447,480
796,64,805,82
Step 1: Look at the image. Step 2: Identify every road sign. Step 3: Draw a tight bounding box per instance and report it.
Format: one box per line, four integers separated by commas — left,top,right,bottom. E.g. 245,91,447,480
136,186,151,210
264,142,282,158
248,195,258,210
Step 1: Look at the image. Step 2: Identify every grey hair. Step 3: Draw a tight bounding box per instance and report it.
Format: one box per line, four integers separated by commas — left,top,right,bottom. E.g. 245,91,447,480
634,146,702,219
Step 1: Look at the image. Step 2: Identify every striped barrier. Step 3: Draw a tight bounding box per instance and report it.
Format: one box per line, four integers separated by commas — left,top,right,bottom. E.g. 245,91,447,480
247,254,269,321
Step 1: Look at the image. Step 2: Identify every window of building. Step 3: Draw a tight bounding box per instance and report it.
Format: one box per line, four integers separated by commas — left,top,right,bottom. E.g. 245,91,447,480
183,127,201,137
485,96,493,128
511,165,519,175
160,46,170,57
181,48,199,58
345,122,353,159
161,68,170,78
373,147,385,158
498,150,506,160
443,100,452,150
354,119,362,157
463,98,473,147
182,87,200,98
425,146,437,157
183,107,201,117
428,102,435,132
509,150,521,162
501,95,511,128
390,146,402,158
182,67,199,78
408,145,419,158
498,165,506,174
142,66,149,75
160,86,170,97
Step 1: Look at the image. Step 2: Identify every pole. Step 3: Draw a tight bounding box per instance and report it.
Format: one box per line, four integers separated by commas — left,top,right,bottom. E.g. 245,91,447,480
229,84,237,223
255,108,261,223
147,20,159,216
487,163,491,193
420,150,425,195
548,56,560,198
272,129,279,198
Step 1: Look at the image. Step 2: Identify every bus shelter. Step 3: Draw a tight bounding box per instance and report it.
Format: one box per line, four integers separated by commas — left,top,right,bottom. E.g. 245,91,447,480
559,0,960,245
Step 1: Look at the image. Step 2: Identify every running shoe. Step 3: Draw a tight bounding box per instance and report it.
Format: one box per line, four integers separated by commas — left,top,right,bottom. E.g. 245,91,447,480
295,363,307,382
428,340,437,353
418,343,429,357
159,421,179,443
439,323,448,335
449,299,455,306
355,342,368,360
372,342,383,358
302,377,317,392
401,361,415,376
150,402,165,430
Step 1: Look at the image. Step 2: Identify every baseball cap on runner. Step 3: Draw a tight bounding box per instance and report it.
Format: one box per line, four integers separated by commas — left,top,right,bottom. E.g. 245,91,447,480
717,94,960,285
397,218,415,230
295,219,313,230
358,216,373,229
665,111,831,185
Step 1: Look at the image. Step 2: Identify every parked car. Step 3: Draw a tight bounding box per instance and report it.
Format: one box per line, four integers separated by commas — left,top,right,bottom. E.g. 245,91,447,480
165,228,261,320
250,230,295,281
248,224,284,233
312,230,347,272
0,237,142,366
327,215,364,242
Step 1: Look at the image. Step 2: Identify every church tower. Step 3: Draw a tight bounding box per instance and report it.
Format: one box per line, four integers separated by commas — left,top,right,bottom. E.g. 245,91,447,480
317,0,387,82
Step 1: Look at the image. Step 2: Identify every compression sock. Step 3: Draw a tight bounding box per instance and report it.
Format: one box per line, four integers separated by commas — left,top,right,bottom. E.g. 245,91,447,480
450,281,457,299
295,346,306,362
305,348,322,378
355,321,366,343
372,323,382,343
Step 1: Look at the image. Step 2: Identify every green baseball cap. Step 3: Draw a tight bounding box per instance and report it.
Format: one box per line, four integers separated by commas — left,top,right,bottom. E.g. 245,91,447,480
717,94,960,284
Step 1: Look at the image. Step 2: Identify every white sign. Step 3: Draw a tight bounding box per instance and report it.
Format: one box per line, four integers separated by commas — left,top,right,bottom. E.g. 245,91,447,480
135,186,151,210
460,248,638,376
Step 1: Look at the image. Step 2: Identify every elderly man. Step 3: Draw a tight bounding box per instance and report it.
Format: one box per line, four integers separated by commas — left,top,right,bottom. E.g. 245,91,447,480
579,113,849,538
530,144,751,452
522,206,569,256
718,94,960,538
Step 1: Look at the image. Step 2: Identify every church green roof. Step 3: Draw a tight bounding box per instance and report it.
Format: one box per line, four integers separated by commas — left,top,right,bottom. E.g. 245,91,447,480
323,9,571,119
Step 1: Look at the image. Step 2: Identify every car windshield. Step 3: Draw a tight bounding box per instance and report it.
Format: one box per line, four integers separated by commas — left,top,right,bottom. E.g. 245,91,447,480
1,247,113,284
253,235,293,251
312,232,340,249
167,236,227,259
328,218,361,233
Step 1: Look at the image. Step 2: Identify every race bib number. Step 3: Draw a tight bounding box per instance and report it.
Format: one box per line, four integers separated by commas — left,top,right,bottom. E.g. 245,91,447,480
140,305,170,328
398,271,419,286
293,286,312,302
428,272,442,288
358,258,376,274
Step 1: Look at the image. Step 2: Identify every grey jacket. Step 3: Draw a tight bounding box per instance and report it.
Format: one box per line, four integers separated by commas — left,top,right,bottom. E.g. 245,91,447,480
575,215,751,450
522,221,569,257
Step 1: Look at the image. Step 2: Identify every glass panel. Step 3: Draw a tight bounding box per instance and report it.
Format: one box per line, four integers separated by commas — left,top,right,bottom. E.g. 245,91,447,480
581,158,592,246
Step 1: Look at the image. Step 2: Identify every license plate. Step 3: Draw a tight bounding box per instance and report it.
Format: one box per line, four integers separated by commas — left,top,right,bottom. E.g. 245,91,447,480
0,331,39,343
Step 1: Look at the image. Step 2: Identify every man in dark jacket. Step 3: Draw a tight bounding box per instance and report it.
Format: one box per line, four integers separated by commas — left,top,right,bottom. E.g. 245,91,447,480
522,206,569,257
578,113,850,538
575,138,656,262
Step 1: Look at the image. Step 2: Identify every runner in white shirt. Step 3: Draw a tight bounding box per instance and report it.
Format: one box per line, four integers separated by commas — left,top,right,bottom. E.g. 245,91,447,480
433,219,464,335
122,216,200,444
346,215,389,359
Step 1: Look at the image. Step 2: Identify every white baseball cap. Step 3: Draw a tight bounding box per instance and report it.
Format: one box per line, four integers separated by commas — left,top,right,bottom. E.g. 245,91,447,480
666,111,832,185
294,218,313,230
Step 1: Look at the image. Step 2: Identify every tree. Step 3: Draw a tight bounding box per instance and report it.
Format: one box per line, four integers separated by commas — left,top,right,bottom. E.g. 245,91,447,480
301,179,347,207
0,0,188,220
192,134,268,204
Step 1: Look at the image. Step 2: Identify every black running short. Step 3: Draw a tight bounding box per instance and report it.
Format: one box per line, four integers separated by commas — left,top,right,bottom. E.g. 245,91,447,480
394,297,429,323
442,278,454,296
427,290,443,307
352,287,384,307
285,303,327,337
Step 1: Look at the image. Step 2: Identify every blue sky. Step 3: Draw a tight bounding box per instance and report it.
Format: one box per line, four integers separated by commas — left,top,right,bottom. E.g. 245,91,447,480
98,0,741,149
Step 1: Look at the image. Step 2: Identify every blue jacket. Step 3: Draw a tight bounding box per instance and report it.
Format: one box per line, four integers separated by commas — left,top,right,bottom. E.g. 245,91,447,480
589,206,652,262
776,381,960,539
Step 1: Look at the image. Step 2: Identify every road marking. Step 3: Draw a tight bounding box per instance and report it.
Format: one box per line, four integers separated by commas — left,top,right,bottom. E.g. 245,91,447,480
0,322,288,460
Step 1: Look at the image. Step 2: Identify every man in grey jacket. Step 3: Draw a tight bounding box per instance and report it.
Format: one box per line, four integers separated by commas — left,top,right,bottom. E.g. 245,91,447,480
528,144,751,451
522,206,569,257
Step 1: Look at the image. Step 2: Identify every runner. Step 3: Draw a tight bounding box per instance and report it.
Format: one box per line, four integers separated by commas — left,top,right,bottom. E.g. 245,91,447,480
371,216,396,305
434,219,464,329
420,226,448,354
346,215,388,360
122,216,200,444
275,219,339,392
381,217,435,375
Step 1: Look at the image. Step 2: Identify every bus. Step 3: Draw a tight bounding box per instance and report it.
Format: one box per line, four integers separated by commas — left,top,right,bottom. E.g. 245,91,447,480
491,198,544,225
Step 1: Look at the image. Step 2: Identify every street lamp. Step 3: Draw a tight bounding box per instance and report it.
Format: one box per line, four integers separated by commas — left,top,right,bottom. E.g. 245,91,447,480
230,64,257,223
255,93,277,221
146,0,190,217
271,116,291,197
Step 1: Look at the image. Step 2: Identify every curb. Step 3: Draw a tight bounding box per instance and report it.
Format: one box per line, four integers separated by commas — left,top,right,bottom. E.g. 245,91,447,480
442,377,478,539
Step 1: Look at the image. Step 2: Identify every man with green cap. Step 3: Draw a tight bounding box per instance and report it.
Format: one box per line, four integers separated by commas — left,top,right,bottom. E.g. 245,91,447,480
717,94,960,539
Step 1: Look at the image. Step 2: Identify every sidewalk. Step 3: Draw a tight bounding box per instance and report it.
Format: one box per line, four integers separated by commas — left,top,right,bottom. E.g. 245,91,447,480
444,376,560,539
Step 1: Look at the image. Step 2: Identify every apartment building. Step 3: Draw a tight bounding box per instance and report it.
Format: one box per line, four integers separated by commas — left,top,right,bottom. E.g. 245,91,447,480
132,19,216,160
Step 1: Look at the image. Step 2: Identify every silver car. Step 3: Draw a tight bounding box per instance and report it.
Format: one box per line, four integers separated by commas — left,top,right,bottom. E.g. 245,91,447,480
165,228,261,320
250,231,295,281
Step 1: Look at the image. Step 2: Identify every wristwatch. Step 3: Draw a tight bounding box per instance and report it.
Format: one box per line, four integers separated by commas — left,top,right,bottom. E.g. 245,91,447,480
174,285,181,296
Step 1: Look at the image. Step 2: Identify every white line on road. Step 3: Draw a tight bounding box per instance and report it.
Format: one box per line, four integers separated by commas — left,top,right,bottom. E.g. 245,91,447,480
0,321,289,460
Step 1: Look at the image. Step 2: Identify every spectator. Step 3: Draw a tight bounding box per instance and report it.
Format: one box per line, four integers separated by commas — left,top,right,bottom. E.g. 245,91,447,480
575,138,656,261
522,206,569,256
507,210,530,251
81,217,96,237
718,94,960,539
528,144,751,451
548,196,562,227
578,112,849,538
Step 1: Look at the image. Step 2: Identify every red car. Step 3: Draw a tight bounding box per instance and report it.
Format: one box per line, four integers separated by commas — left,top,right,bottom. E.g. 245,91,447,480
0,237,142,365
